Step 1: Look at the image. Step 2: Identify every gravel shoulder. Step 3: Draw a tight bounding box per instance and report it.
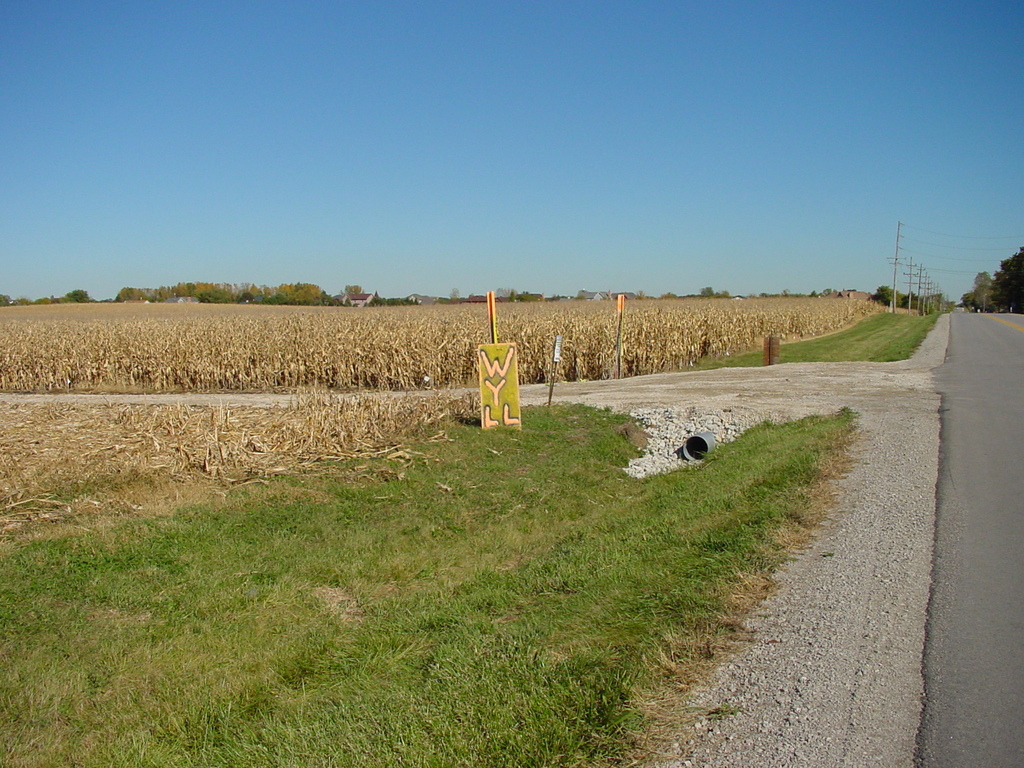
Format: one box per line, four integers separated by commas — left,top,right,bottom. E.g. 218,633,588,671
522,316,948,768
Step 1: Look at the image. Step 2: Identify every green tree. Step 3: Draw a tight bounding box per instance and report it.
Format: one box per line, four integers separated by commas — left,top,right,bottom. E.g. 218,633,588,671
992,249,1024,312
63,289,91,303
344,284,363,295
284,283,329,305
960,272,993,312
872,285,893,307
0,294,10,306
116,287,149,302
196,287,234,303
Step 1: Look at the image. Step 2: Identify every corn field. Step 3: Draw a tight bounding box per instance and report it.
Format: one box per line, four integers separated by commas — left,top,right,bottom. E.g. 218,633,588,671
0,299,881,393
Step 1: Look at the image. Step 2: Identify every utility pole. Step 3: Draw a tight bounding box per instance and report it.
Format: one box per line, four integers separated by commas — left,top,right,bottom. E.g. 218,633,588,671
904,258,916,314
916,266,926,316
890,221,903,313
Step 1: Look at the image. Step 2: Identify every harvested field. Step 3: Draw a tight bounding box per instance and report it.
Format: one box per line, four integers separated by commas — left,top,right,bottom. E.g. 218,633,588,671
0,391,475,533
0,299,880,393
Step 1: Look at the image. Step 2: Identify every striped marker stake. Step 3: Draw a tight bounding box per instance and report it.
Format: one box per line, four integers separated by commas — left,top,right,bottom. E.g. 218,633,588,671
487,290,498,344
615,293,626,379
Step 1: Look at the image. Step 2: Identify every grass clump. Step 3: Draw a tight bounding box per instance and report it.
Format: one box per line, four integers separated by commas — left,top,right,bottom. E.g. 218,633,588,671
0,405,855,767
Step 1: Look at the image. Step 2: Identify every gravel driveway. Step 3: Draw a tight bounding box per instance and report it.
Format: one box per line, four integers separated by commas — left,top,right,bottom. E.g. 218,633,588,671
521,315,948,768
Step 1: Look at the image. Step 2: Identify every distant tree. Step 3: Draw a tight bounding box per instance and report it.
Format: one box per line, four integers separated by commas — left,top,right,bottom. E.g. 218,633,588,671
659,292,678,299
992,251,1023,312
449,288,461,301
116,287,149,302
287,283,329,305
0,294,10,306
974,271,993,311
196,287,234,303
63,289,91,303
344,284,363,296
699,286,715,298
960,272,993,312
872,285,893,307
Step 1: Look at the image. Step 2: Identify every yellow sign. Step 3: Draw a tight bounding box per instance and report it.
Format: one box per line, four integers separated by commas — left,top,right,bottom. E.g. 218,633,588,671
477,343,521,428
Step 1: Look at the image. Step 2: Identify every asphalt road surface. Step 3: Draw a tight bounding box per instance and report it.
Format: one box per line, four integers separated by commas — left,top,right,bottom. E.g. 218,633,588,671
918,313,1024,767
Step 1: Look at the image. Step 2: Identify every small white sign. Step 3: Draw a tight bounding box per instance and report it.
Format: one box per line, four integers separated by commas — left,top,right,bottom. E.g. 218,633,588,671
552,335,563,363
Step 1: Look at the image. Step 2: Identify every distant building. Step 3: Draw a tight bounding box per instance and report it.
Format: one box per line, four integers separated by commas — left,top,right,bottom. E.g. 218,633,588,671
406,294,438,305
337,292,378,307
165,296,198,303
830,290,871,300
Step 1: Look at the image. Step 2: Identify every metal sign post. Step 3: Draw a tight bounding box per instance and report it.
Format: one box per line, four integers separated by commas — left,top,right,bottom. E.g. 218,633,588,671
547,334,562,407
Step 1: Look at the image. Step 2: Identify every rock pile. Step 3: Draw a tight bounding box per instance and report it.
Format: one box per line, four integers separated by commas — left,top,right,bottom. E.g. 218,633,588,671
625,406,773,479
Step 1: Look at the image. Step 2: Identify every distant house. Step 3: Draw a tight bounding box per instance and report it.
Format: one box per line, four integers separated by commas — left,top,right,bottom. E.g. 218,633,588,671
577,291,610,301
406,294,438,305
165,296,198,303
830,290,871,300
610,292,638,301
338,292,378,307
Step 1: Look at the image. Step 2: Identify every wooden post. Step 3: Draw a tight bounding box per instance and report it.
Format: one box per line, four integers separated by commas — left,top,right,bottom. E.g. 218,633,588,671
763,335,780,366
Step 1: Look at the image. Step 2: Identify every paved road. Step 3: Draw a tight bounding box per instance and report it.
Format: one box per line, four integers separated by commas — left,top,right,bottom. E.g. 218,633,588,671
918,313,1024,767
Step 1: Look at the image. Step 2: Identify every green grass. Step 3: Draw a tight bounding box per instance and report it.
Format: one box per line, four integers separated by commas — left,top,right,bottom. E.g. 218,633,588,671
692,311,941,369
0,405,855,768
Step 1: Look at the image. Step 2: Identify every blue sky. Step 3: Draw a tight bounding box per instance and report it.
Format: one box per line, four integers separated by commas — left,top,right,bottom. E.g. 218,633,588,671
2,1,1023,301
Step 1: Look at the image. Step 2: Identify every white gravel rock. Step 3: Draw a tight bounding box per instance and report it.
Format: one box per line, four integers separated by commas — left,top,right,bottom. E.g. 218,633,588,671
625,406,776,478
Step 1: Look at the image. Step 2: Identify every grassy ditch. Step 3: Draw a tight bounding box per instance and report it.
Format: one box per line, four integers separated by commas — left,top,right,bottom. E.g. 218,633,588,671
693,311,940,369
0,405,855,768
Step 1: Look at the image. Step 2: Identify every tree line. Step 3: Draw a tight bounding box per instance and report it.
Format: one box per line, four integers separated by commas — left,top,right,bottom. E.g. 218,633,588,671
0,283,391,307
116,282,347,305
960,247,1024,313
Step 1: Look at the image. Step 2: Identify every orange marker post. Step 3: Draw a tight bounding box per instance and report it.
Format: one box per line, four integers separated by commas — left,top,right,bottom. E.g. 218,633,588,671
486,290,498,344
615,293,626,379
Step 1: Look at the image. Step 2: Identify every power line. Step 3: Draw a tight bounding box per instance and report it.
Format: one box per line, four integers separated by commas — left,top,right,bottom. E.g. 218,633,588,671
900,237,1012,251
928,267,983,275
901,223,1024,240
898,247,998,262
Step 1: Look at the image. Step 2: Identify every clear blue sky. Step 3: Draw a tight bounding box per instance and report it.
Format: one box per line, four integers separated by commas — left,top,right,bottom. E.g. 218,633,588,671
3,1,1023,302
